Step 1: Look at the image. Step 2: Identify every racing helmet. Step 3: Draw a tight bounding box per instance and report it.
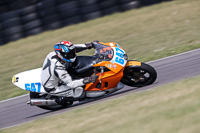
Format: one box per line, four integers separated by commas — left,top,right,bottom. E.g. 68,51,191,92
54,41,76,63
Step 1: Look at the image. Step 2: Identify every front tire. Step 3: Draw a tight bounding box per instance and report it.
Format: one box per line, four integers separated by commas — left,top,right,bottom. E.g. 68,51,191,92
29,92,73,110
121,63,157,87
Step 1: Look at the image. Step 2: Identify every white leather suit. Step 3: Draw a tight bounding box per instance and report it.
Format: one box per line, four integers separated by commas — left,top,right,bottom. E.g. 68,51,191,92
41,44,88,98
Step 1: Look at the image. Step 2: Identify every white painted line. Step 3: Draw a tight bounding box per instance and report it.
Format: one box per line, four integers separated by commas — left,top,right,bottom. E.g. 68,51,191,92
147,48,200,64
1,48,200,104
0,94,28,103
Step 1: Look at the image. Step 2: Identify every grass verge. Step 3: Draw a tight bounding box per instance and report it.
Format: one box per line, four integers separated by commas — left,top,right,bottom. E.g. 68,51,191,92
0,0,200,100
1,76,200,133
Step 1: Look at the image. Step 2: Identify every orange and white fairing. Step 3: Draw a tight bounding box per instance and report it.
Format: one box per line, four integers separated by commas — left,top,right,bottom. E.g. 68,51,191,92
85,42,127,91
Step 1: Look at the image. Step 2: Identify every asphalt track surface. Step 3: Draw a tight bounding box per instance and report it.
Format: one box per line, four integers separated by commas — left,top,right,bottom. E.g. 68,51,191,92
1,49,200,129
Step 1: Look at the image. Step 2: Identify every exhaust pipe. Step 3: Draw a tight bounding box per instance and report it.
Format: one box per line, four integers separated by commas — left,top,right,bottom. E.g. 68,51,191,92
27,98,58,106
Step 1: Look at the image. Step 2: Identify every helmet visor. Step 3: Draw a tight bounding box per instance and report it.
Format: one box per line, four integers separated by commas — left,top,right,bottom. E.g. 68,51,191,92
61,48,76,60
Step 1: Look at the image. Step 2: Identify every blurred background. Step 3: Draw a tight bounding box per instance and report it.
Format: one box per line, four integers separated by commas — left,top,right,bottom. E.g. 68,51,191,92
0,0,172,45
1,1,200,132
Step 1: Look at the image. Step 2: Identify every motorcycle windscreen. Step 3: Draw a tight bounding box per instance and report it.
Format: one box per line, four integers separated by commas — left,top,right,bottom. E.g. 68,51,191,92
12,68,46,93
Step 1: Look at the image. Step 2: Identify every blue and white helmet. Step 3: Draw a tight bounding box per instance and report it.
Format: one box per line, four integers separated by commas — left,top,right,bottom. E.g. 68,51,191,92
54,41,76,63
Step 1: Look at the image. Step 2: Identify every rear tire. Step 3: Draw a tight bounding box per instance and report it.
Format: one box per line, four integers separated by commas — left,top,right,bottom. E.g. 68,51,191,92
121,63,157,87
29,92,73,111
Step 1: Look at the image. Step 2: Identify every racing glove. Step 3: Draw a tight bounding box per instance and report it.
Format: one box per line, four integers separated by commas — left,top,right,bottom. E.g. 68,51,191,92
85,43,93,49
83,74,98,84
85,40,99,49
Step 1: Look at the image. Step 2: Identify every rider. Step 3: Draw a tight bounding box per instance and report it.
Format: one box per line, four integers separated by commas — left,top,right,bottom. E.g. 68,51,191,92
41,40,98,104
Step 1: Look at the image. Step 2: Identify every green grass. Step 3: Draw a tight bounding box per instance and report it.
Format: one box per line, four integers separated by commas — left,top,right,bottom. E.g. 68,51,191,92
0,0,200,101
2,76,200,133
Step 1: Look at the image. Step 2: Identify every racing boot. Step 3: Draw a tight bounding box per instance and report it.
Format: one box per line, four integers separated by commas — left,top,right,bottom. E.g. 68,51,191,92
54,87,86,105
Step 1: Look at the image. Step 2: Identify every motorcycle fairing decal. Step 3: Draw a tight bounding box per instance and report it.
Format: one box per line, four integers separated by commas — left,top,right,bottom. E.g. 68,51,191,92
112,47,127,67
25,82,41,92
12,76,19,83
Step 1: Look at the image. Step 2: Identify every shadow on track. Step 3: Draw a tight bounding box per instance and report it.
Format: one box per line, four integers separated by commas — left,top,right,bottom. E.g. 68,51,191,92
26,82,160,119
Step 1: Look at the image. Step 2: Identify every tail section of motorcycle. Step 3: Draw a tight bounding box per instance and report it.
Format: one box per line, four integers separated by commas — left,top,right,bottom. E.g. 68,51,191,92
121,60,157,87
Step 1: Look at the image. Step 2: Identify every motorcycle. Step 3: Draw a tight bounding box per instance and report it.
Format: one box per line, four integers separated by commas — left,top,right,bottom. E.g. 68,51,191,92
12,41,157,110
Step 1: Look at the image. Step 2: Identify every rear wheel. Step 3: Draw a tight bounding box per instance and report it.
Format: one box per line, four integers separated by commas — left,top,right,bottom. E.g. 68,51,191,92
29,92,73,110
121,63,157,87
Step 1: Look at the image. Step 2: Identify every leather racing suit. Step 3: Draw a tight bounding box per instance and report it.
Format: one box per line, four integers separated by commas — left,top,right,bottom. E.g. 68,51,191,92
41,43,90,98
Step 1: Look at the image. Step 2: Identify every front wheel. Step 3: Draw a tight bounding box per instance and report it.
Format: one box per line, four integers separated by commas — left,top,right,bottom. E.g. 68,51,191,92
121,62,157,87
29,92,73,110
